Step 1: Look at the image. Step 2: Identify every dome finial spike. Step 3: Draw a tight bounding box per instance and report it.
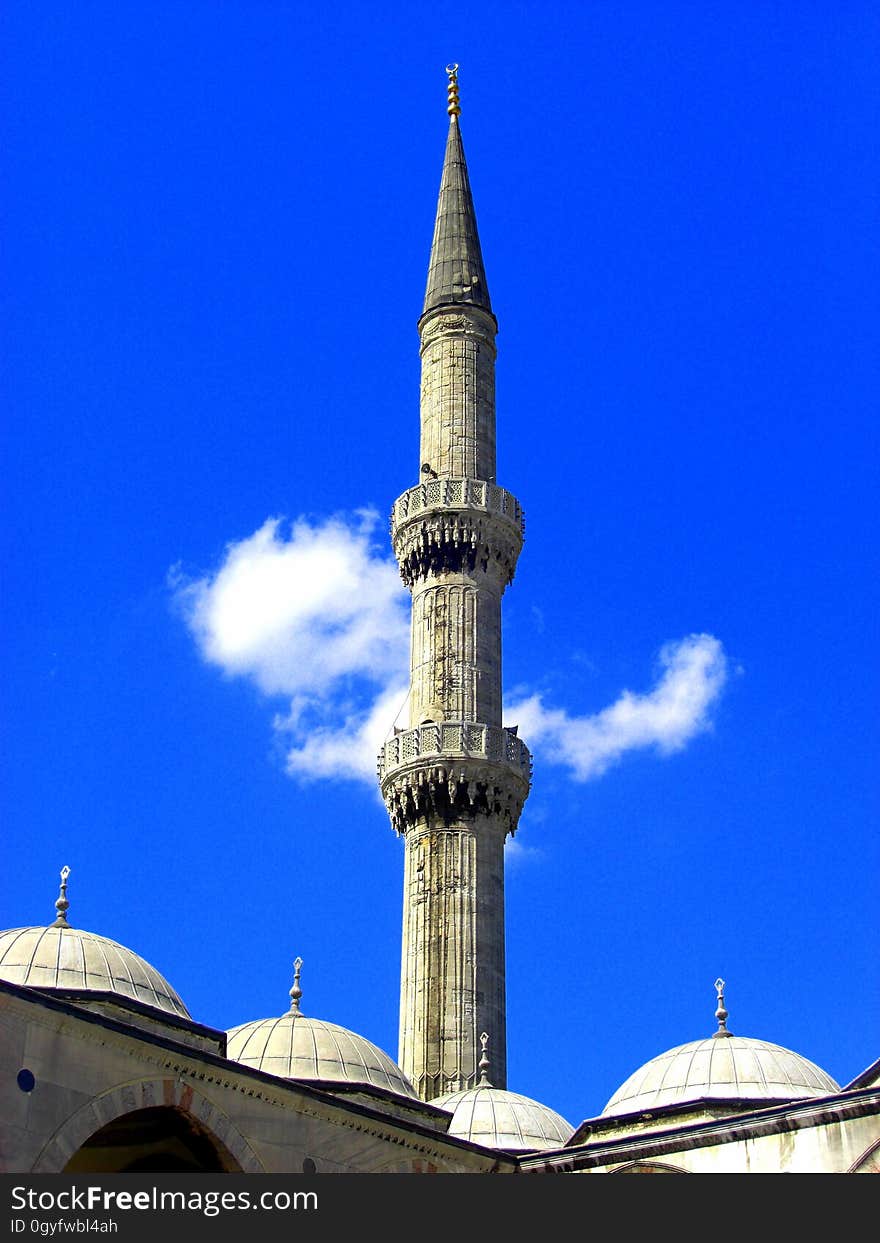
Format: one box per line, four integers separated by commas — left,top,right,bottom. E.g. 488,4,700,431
712,976,732,1039
477,1031,492,1086
289,956,303,1014
445,63,461,117
52,865,71,928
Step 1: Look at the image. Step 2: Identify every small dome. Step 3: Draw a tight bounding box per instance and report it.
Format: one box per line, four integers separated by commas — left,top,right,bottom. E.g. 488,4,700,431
432,1084,574,1151
0,925,190,1019
0,869,189,1019
603,979,839,1117
430,1032,573,1151
226,958,417,1099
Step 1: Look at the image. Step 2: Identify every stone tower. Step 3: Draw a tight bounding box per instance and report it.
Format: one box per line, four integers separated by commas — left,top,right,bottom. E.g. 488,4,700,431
378,68,531,1101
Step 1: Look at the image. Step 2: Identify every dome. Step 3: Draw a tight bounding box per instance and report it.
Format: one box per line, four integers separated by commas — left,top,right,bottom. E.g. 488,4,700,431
226,958,417,1099
432,1084,574,1151
0,868,189,1019
603,979,839,1118
0,924,190,1019
430,1033,574,1151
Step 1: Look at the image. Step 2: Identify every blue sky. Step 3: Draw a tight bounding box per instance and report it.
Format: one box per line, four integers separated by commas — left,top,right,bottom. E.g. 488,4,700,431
2,2,878,1129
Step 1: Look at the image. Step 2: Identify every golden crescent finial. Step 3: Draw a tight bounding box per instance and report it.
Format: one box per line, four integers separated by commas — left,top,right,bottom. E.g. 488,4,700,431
445,64,461,117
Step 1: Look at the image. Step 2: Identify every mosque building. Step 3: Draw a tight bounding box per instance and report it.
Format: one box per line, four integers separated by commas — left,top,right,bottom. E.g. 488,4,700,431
2,68,878,1176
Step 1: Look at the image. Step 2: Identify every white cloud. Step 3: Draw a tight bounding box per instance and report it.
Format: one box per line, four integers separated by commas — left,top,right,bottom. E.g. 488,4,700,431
283,680,410,785
505,634,727,782
174,522,727,792
504,835,543,865
172,511,410,782
175,511,408,694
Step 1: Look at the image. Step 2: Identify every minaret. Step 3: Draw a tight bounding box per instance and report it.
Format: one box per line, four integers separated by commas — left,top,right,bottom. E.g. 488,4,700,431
378,67,531,1101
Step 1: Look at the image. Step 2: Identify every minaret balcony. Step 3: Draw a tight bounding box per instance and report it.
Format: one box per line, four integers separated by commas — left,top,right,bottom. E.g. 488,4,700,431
391,479,524,587
377,721,532,835
392,477,523,531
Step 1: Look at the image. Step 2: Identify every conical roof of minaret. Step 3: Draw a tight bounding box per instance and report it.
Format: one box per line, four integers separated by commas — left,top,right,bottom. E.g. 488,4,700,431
422,113,493,320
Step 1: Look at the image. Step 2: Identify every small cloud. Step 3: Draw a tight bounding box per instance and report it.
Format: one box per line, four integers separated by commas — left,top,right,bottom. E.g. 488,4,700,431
571,650,599,674
172,512,410,786
504,835,542,865
284,680,410,787
174,511,408,696
506,634,727,782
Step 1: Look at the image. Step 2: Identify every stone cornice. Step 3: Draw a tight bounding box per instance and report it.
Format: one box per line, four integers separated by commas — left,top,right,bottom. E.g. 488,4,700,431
516,1089,880,1173
418,306,498,348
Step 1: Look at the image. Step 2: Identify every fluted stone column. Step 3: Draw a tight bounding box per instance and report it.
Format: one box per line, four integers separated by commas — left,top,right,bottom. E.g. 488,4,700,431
378,71,530,1101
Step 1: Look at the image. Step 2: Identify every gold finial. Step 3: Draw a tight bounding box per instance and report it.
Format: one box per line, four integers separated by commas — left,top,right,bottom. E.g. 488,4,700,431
289,956,303,1014
712,977,732,1039
53,865,71,928
446,64,461,117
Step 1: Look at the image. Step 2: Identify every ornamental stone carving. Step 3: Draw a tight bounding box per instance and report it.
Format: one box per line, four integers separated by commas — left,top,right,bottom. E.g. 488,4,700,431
418,307,498,352
378,722,531,835
391,479,524,588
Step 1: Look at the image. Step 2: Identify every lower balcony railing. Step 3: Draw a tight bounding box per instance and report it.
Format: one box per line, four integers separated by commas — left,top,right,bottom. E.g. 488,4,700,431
377,721,531,783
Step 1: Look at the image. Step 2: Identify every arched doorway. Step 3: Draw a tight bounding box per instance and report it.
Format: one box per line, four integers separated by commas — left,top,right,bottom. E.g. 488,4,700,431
63,1106,240,1173
610,1159,687,1173
849,1138,880,1173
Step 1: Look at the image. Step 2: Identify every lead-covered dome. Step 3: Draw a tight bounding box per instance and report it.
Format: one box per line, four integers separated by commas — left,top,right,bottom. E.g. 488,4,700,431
0,868,190,1019
431,1034,574,1151
603,979,839,1118
226,958,417,1099
433,1084,574,1150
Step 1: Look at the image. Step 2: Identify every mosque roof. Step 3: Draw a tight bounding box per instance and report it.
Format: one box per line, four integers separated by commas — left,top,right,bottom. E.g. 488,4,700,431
0,868,190,1019
432,1085,574,1151
431,1033,574,1151
602,979,840,1117
226,958,418,1099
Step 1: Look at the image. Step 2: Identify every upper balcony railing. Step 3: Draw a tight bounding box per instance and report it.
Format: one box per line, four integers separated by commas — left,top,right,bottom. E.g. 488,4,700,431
391,478,524,535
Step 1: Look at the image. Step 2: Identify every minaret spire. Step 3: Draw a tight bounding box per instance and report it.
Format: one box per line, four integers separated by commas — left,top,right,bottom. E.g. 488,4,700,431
378,68,530,1101
422,66,493,320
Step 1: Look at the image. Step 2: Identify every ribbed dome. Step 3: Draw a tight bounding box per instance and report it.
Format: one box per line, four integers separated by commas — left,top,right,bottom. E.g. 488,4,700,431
0,925,190,1019
603,1034,839,1116
603,981,839,1117
0,869,190,1019
226,958,417,1099
227,1014,417,1098
431,1083,574,1151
